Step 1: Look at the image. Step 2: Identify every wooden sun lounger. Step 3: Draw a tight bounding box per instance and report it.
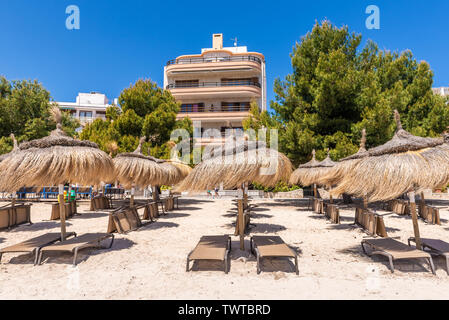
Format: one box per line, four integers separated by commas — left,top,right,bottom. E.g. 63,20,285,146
361,238,435,274
0,232,77,265
186,235,231,274
250,236,299,275
408,238,449,275
37,233,114,266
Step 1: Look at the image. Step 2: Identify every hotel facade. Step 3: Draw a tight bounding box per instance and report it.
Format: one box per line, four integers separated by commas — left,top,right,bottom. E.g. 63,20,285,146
164,34,267,144
56,92,116,127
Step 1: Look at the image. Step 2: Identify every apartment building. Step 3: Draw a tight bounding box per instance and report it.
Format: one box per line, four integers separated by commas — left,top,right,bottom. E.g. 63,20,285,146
164,34,267,144
56,92,116,126
433,87,449,97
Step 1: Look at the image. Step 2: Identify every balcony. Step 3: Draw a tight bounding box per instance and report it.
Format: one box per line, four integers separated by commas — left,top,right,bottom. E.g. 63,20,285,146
167,80,260,89
167,55,262,66
165,56,263,77
180,105,250,113
168,80,262,100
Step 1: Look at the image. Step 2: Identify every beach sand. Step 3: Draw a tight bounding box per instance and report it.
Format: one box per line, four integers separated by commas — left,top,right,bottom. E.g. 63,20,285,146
1,196,449,300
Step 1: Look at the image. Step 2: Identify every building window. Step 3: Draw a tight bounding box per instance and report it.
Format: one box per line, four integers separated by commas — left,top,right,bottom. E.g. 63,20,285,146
175,80,199,88
221,102,250,112
79,111,93,118
180,103,204,113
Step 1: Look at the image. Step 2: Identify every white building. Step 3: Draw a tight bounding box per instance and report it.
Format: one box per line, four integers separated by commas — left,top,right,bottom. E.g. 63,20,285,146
164,34,267,145
56,92,117,126
432,87,449,96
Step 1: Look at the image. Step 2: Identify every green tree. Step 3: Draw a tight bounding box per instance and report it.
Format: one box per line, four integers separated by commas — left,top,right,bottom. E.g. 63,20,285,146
246,20,449,166
80,79,192,159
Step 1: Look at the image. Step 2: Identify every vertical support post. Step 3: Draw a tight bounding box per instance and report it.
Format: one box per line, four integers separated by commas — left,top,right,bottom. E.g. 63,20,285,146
313,184,317,198
363,196,368,210
238,198,245,251
409,191,422,250
243,183,248,210
58,184,67,241
130,187,135,208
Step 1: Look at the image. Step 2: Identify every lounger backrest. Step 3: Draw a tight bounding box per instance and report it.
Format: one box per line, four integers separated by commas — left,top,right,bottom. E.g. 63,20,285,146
355,207,388,238
108,207,142,234
0,208,10,230
324,204,340,224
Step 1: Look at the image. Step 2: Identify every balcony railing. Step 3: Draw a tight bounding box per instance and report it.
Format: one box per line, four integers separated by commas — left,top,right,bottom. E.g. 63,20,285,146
180,105,250,113
167,80,261,90
166,55,262,66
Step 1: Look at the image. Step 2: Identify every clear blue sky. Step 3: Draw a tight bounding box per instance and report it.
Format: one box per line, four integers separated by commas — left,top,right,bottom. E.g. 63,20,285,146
1,0,448,110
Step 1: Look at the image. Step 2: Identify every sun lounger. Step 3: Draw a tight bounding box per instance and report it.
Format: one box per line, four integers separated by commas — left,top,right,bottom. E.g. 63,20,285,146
38,233,114,266
107,207,143,234
408,238,449,275
355,207,388,237
323,203,340,224
0,204,32,231
0,232,77,265
361,238,435,274
250,236,299,275
186,235,231,274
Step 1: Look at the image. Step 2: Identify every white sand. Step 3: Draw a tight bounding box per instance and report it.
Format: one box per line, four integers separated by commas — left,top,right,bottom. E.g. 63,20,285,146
1,197,449,300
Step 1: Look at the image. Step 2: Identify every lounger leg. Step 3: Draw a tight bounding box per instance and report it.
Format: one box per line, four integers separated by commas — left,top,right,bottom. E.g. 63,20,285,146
33,249,39,266
295,255,299,275
73,248,79,266
106,235,115,249
186,258,190,272
0,253,2,264
224,250,229,274
361,242,368,255
37,251,44,265
256,249,261,275
446,256,449,276
388,256,394,273
428,257,436,275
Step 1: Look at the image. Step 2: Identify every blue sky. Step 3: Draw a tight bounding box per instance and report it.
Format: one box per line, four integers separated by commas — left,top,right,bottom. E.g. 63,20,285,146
1,0,448,109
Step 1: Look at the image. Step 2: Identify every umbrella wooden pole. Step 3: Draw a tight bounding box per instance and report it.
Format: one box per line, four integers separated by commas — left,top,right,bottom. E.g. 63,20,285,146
58,184,67,241
363,196,368,209
152,186,158,201
238,198,245,251
313,184,317,198
409,191,422,250
420,192,426,211
130,187,135,208
243,183,248,210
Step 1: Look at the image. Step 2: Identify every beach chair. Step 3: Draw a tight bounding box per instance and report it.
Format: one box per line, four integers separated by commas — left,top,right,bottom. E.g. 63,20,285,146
142,201,159,221
37,233,114,266
0,232,77,265
0,204,33,231
107,207,142,234
418,205,441,225
361,238,435,274
408,238,449,275
354,207,388,238
186,235,232,274
323,203,340,224
250,236,299,275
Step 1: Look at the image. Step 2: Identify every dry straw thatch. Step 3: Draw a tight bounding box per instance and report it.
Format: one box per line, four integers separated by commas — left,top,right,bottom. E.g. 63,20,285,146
330,110,449,202
175,140,293,191
289,149,337,187
113,137,191,188
318,129,368,187
0,121,114,192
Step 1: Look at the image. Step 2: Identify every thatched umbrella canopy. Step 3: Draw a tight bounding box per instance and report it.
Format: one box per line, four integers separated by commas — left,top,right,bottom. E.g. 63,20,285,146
113,137,169,189
175,140,292,192
330,110,449,249
0,111,114,240
162,159,192,186
289,149,337,187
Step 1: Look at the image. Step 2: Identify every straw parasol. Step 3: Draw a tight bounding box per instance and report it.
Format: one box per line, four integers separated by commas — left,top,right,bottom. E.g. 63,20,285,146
113,137,169,190
0,108,114,240
290,149,337,187
175,140,293,192
330,110,449,249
